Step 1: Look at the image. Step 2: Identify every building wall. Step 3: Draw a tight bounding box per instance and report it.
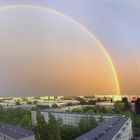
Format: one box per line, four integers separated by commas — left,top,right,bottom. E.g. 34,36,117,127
112,118,133,140
31,111,114,126
0,132,15,140
19,136,35,140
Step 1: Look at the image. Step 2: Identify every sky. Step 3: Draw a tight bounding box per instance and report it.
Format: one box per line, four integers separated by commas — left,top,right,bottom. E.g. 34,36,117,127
0,0,140,96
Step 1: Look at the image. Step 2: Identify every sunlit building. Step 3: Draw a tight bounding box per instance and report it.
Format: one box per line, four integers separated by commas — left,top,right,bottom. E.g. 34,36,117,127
31,111,114,126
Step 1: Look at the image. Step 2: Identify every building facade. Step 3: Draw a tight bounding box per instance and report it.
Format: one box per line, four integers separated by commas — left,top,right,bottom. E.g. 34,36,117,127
31,111,115,126
75,117,133,140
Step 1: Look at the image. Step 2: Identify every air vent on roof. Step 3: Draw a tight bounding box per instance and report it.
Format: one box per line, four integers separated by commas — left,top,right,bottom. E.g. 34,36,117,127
112,122,116,125
101,131,106,135
118,118,121,121
98,133,102,137
20,133,25,136
9,128,12,131
108,125,113,129
1,125,5,129
24,133,29,136
94,136,98,140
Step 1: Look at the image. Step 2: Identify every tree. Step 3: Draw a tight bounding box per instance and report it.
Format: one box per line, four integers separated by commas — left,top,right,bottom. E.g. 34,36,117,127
79,99,86,105
83,106,96,112
0,105,4,114
37,105,50,109
79,116,97,134
83,106,99,113
90,116,98,127
33,100,38,105
22,98,28,102
72,108,83,113
135,98,140,115
11,117,21,125
61,125,80,140
98,115,104,123
0,107,31,128
87,100,96,105
114,101,125,113
96,106,108,114
15,99,21,105
27,101,32,105
52,104,59,108
65,102,74,106
132,115,140,137
48,113,61,140
34,111,48,140
122,97,131,111
21,114,31,127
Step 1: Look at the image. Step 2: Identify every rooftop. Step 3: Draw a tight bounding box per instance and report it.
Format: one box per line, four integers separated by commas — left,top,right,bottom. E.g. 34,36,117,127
0,122,34,139
75,117,129,140
38,110,119,117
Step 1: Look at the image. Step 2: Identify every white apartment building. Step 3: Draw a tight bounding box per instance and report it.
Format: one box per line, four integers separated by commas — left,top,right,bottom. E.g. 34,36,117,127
75,117,133,140
31,111,115,126
0,122,35,140
112,118,132,140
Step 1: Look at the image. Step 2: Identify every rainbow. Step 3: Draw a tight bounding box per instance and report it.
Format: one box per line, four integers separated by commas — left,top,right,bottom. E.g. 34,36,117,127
0,4,121,95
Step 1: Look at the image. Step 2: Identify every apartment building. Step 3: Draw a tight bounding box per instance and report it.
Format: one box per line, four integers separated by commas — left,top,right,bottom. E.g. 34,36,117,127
31,111,114,126
75,117,133,140
0,122,35,140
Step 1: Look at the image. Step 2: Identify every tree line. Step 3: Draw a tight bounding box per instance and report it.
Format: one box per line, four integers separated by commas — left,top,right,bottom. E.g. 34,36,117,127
0,105,31,129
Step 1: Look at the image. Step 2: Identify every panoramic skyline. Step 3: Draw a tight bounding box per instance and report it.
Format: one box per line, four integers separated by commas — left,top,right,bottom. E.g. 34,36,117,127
0,0,140,96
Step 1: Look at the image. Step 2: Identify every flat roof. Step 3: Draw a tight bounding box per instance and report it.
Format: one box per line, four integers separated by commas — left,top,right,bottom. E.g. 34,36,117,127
75,117,129,140
0,122,34,139
38,110,119,117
